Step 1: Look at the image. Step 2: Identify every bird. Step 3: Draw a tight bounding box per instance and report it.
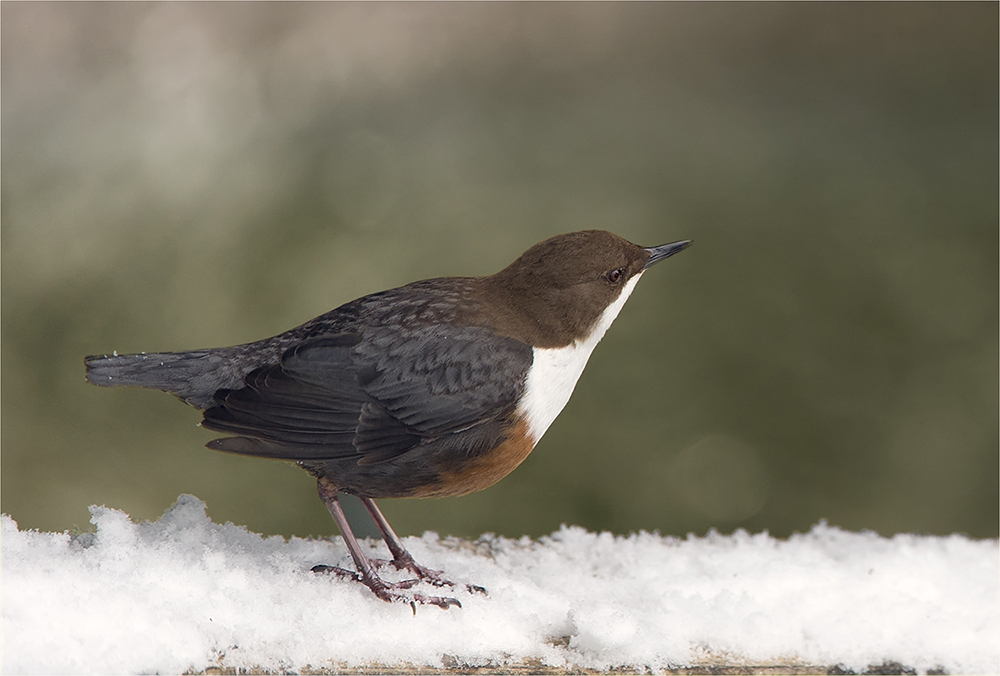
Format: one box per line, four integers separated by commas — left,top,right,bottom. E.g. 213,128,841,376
85,230,691,608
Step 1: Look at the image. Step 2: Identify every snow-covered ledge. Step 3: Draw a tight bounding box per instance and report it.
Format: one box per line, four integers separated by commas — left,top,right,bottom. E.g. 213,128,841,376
3,495,997,675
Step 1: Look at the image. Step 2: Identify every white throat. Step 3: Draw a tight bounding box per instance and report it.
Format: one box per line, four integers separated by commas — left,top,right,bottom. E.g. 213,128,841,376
519,271,644,444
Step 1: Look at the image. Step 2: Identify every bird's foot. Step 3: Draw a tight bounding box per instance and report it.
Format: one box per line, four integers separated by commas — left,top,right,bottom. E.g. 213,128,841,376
368,557,487,596
370,557,450,586
311,564,462,609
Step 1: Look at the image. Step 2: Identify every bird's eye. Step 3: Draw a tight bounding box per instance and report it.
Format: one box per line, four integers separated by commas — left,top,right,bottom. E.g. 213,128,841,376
605,268,624,284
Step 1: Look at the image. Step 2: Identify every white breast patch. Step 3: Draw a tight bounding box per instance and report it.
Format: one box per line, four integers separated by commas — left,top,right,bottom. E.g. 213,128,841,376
518,272,643,444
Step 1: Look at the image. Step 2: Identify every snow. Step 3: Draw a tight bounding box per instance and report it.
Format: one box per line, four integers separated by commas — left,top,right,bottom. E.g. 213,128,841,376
3,495,997,675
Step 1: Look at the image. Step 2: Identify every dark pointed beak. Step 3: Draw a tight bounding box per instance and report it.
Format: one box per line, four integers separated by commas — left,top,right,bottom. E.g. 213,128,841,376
643,240,692,269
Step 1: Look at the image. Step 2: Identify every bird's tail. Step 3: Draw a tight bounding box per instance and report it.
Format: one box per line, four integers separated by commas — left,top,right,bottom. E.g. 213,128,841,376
84,350,235,410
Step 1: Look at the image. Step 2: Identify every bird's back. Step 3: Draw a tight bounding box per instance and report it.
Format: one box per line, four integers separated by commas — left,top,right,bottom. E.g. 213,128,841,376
85,277,538,497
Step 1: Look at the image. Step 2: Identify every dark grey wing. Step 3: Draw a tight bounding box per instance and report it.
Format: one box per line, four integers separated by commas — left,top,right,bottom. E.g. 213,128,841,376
203,334,373,458
202,327,532,464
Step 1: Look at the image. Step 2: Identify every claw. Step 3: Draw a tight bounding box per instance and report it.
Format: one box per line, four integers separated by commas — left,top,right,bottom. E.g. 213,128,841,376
413,592,462,609
311,564,360,581
365,575,462,609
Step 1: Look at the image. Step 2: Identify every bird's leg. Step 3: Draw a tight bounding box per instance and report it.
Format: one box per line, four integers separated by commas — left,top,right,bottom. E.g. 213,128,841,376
361,497,487,596
360,497,446,583
313,478,460,609
316,480,378,582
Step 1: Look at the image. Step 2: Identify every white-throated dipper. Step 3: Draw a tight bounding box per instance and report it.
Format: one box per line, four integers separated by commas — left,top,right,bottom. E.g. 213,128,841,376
85,230,691,608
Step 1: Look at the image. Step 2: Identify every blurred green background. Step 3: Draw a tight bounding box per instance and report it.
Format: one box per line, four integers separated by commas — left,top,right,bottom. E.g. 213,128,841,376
3,3,997,542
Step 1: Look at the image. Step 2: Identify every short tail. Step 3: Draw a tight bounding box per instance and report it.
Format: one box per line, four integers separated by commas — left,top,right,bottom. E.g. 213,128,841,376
85,350,236,410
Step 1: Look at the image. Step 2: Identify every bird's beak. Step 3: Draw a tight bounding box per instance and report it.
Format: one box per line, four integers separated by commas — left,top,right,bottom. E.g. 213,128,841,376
643,240,692,269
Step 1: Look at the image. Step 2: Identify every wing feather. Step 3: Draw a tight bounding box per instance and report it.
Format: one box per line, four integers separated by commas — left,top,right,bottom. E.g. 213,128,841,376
202,326,532,464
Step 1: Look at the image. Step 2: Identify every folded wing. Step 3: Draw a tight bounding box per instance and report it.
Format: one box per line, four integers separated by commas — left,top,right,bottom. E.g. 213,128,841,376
202,327,532,465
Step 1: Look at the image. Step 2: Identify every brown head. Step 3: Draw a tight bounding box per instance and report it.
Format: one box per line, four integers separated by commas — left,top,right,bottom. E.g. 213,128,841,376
478,230,691,348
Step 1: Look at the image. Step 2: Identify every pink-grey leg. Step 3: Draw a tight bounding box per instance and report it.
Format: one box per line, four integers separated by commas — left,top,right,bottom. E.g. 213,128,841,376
313,478,460,609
